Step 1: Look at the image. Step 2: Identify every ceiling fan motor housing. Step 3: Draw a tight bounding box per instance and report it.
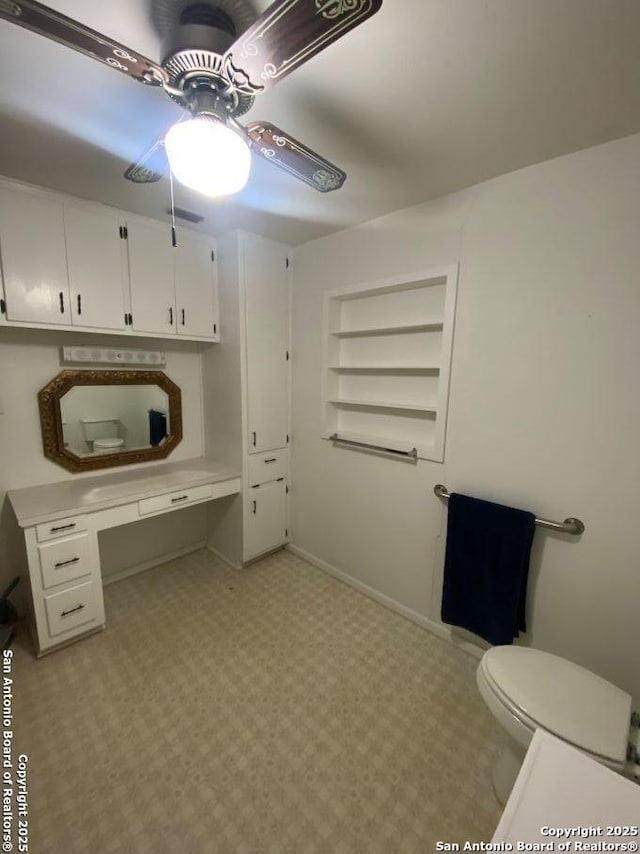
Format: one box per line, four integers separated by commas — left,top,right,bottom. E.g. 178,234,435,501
161,3,253,116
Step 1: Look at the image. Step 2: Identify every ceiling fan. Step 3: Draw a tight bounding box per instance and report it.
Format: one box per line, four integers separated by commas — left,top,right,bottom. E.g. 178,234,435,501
0,0,383,197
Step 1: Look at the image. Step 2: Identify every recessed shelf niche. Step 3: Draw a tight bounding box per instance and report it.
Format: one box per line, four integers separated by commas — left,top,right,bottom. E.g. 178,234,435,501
322,265,458,462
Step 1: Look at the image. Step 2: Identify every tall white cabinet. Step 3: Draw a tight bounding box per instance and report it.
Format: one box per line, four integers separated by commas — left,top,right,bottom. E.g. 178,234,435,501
244,237,290,454
204,231,291,566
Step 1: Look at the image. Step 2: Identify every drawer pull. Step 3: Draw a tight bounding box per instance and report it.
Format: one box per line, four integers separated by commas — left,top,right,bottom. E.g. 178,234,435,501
171,495,189,504
264,458,277,463
54,557,80,569
60,604,85,618
252,500,257,514
50,523,76,533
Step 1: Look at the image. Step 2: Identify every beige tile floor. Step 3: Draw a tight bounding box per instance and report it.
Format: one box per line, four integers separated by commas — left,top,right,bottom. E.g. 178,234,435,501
11,548,502,853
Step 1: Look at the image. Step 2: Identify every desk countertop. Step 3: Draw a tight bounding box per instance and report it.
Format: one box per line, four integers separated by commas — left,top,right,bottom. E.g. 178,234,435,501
8,457,241,528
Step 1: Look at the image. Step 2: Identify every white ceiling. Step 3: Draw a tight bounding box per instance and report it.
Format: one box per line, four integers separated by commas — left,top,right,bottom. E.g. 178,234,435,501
0,0,639,246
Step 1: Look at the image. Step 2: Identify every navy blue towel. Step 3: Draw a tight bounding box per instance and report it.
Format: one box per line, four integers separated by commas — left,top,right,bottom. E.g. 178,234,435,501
441,493,536,645
149,409,167,447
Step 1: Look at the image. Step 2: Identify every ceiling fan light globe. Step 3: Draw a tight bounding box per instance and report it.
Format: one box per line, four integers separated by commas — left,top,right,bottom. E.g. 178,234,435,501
165,117,251,197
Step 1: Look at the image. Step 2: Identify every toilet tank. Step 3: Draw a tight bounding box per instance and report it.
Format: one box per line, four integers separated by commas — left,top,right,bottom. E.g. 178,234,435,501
80,417,120,442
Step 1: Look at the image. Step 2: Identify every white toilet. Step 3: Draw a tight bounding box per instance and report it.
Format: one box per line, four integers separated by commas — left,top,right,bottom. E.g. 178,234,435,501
80,417,125,454
477,646,637,803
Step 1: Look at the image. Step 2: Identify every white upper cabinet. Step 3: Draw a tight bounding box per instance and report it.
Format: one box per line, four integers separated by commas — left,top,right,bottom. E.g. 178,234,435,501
175,228,218,339
0,180,219,342
127,220,218,340
64,206,127,331
127,219,177,336
243,235,290,453
0,188,70,325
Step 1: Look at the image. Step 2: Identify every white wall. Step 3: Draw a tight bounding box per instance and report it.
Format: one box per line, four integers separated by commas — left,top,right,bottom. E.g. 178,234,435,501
0,328,207,601
291,133,640,705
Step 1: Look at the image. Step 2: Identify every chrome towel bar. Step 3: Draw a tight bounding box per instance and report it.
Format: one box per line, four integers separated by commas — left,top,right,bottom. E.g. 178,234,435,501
330,433,418,459
433,484,585,535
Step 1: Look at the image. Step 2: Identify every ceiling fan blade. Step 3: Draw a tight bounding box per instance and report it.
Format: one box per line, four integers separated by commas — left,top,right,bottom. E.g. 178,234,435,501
0,0,168,86
246,121,346,192
223,0,382,96
123,139,166,184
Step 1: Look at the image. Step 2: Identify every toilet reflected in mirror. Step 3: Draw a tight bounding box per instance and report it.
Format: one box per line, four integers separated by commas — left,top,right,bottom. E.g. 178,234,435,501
60,385,170,457
39,370,181,472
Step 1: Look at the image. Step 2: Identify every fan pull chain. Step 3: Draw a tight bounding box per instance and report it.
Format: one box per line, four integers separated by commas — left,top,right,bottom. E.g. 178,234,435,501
169,164,177,247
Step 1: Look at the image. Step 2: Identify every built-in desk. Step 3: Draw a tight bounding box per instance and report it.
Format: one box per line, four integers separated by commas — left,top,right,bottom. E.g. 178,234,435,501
8,457,241,655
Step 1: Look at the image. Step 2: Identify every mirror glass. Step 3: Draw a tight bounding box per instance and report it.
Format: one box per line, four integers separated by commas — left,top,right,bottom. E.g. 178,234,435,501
38,369,182,473
60,385,171,458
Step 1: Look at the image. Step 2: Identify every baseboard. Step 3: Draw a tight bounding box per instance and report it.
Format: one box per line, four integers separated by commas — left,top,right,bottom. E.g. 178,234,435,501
206,544,243,571
102,541,207,586
287,543,484,661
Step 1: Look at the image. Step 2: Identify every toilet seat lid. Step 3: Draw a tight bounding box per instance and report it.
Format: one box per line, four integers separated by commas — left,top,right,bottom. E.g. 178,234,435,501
94,438,123,449
481,647,631,763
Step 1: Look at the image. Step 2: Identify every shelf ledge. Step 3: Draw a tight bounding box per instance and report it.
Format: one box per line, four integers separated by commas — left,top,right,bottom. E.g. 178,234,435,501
329,398,437,413
329,365,440,373
329,321,443,338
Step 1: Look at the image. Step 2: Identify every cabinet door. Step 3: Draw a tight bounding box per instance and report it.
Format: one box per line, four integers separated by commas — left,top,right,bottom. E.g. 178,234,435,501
127,219,177,335
0,188,70,324
244,479,287,561
243,236,289,453
174,229,218,339
64,206,126,330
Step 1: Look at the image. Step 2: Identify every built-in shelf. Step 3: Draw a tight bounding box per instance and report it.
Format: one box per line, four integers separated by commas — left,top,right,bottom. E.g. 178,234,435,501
329,321,444,337
329,399,438,413
322,265,458,462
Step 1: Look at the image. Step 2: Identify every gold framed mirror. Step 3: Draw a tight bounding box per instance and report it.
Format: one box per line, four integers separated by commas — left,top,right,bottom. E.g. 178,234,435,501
38,370,183,473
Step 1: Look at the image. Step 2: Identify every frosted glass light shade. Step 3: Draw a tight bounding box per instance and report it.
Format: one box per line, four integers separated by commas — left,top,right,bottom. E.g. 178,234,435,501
164,117,251,197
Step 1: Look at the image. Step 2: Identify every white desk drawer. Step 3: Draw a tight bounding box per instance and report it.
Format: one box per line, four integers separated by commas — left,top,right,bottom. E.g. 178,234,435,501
44,580,102,638
248,449,288,486
138,483,214,516
38,533,93,590
36,515,88,543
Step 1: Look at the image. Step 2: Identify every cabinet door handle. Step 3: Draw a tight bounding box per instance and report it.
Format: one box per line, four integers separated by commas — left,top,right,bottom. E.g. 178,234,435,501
252,500,257,514
59,291,65,314
60,604,85,618
181,308,185,326
77,294,82,315
252,431,257,447
50,523,76,533
264,458,277,464
171,495,189,503
169,307,173,325
54,557,80,569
